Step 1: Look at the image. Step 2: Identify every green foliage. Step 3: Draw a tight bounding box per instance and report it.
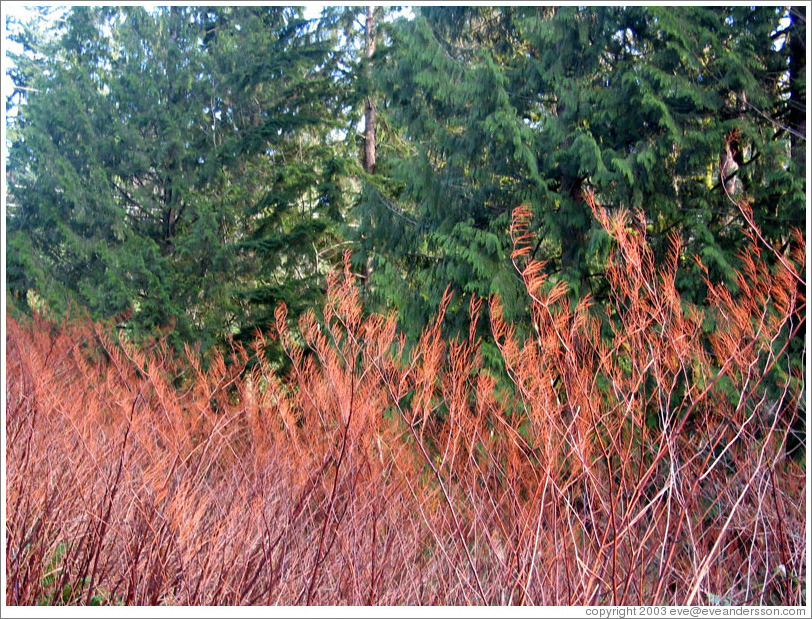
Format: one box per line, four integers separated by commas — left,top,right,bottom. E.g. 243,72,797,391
36,541,120,606
356,5,805,344
6,5,805,367
6,6,350,353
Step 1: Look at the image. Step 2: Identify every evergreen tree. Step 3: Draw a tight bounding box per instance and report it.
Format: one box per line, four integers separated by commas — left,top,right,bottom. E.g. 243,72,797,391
312,5,405,296
356,6,805,344
200,6,355,345
358,7,534,344
6,5,804,359
6,6,351,352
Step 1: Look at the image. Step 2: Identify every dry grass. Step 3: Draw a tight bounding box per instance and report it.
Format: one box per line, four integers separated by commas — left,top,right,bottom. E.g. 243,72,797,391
6,197,805,605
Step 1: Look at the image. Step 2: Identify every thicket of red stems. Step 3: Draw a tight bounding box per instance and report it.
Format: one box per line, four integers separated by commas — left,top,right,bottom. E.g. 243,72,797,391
6,195,805,606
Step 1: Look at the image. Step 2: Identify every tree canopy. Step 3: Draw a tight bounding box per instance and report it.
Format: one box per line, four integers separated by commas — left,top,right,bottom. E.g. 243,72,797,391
357,6,805,340
5,5,806,355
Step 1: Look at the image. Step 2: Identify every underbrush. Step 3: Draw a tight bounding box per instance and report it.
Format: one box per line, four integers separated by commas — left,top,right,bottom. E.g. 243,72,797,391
6,197,805,605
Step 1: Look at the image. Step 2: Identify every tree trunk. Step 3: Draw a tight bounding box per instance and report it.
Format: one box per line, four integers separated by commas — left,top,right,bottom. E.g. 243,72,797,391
363,6,377,174
788,6,806,175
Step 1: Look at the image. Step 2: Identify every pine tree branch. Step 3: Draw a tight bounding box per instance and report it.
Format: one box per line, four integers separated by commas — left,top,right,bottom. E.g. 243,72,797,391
113,181,157,221
378,194,419,226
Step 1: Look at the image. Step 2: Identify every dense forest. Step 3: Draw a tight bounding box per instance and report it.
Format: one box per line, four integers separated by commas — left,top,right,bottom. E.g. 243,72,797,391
4,5,808,607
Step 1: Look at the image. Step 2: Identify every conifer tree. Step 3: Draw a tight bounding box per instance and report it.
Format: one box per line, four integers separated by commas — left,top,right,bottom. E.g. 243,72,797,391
356,6,805,342
200,6,355,345
6,5,804,358
6,6,350,351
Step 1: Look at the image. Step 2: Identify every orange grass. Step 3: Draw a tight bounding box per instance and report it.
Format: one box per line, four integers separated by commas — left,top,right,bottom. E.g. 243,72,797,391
6,198,806,605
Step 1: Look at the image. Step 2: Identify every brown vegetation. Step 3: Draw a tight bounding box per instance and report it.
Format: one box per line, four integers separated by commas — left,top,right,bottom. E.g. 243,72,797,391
6,198,805,605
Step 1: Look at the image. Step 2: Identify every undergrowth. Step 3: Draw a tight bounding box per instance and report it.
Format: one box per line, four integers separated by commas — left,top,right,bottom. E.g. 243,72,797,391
6,195,805,605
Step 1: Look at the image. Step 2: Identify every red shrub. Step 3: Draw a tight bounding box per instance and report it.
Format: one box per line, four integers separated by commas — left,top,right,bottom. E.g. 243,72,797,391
6,199,805,605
